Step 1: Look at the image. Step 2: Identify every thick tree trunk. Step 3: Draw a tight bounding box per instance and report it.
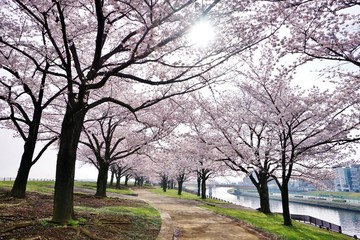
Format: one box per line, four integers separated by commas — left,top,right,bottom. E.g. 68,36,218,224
249,172,271,214
201,178,207,199
125,175,129,186
258,183,271,214
95,162,109,197
116,174,121,189
10,109,42,198
281,184,292,226
256,173,271,214
177,180,183,195
109,170,114,187
10,154,32,198
197,177,201,197
52,105,86,223
162,177,167,192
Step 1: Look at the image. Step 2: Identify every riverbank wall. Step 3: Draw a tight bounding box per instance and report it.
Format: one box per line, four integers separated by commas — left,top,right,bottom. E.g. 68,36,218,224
229,190,360,212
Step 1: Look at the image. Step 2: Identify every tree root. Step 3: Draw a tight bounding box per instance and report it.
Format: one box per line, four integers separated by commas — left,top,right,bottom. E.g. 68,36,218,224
0,221,33,233
75,227,107,240
99,221,131,225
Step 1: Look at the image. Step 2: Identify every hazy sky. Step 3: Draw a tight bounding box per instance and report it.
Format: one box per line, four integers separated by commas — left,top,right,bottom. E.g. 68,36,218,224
0,128,98,180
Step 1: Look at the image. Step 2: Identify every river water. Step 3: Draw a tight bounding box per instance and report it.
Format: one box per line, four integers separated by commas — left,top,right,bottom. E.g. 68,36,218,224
208,187,360,237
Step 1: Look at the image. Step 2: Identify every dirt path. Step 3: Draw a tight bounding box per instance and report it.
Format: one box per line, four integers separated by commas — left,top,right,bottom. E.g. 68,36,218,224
133,189,268,240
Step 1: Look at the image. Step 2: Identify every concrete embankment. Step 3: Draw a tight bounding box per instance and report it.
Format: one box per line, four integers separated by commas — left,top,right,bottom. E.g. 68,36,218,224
229,191,360,212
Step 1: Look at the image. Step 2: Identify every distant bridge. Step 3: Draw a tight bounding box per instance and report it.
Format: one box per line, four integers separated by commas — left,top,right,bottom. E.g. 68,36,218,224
210,184,256,189
185,183,256,189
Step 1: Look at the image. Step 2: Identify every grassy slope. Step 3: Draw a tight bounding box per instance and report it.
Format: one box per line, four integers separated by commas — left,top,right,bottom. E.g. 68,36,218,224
205,205,351,240
153,188,352,240
0,181,161,239
306,191,360,200
0,181,134,195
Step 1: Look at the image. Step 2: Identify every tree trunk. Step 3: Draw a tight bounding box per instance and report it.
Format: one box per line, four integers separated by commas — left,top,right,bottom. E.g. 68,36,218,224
125,175,129,186
52,105,86,224
281,184,292,226
116,174,121,189
109,170,114,187
10,149,33,198
10,108,42,198
201,177,207,199
258,184,271,214
95,161,109,197
197,177,201,197
177,180,183,195
255,173,271,214
162,177,167,192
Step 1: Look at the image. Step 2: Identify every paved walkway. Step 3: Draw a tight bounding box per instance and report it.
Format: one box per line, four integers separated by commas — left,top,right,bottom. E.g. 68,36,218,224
133,189,269,240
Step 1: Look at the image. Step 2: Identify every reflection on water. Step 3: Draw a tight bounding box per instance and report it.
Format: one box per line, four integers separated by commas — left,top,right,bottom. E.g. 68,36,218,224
208,187,360,237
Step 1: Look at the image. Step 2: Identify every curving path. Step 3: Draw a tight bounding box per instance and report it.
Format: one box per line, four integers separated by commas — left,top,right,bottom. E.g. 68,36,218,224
133,189,269,240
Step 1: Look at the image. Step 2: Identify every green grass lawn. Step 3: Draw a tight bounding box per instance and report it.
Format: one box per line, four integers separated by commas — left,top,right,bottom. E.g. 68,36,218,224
306,191,360,200
0,180,55,194
150,188,226,204
74,181,134,195
0,180,161,239
0,180,134,195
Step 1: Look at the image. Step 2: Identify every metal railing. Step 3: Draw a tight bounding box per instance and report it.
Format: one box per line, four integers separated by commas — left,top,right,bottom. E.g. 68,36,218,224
291,214,342,233
1,177,54,181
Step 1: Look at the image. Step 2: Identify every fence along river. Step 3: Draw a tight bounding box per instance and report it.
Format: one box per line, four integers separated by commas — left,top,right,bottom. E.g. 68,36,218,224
206,186,360,237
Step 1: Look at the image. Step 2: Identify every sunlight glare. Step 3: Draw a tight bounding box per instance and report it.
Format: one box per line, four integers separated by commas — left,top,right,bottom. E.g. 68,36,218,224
188,20,215,48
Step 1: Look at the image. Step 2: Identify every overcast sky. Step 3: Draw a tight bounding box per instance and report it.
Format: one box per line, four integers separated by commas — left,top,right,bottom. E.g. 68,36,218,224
0,128,98,180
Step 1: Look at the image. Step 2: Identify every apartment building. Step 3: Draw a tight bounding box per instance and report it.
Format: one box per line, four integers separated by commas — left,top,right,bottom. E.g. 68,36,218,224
334,164,360,192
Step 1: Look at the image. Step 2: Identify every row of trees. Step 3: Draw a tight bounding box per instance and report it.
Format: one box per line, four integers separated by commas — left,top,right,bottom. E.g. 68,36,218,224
1,0,359,227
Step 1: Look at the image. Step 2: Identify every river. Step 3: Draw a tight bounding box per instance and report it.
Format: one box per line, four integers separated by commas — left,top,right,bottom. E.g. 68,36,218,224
207,187,360,237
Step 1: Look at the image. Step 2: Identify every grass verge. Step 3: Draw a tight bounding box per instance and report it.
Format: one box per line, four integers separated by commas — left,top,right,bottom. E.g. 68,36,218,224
205,205,353,240
0,180,54,194
150,188,228,204
74,181,135,195
0,181,134,195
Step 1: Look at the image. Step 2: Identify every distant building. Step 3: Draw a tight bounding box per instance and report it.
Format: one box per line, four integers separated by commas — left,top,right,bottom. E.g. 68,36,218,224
350,164,360,192
334,167,352,192
288,179,316,192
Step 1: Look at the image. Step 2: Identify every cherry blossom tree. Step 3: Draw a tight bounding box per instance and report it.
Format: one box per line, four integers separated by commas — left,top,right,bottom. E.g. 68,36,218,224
272,0,359,68
265,85,359,225
1,0,288,223
112,160,133,188
195,93,276,213
150,135,197,195
79,111,139,197
238,58,360,226
185,108,227,199
79,100,178,196
268,0,360,96
173,154,195,195
0,41,64,198
193,40,360,221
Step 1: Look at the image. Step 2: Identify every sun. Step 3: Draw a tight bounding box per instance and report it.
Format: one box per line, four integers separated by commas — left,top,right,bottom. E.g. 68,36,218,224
188,19,215,48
